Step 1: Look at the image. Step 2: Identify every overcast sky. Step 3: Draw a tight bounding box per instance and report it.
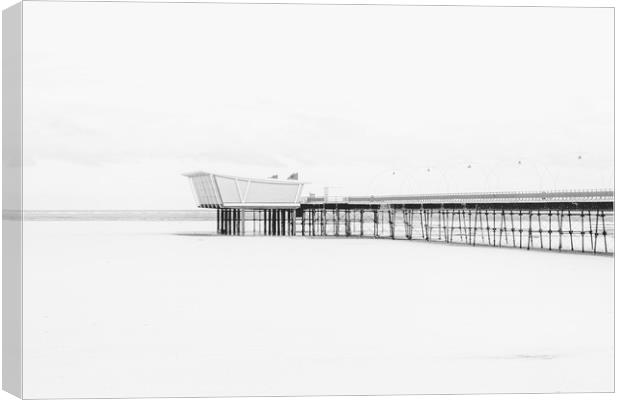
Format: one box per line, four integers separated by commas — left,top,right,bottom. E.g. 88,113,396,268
23,2,613,209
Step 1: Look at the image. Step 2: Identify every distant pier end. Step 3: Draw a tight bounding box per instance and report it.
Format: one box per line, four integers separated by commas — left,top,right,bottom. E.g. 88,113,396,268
183,171,613,255
183,171,305,209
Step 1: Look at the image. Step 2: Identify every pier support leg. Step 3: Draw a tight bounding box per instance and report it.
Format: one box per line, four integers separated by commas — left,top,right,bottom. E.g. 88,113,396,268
373,209,379,238
232,209,237,235
360,210,364,237
335,209,340,236
227,209,231,235
241,209,246,236
389,208,395,239
263,209,267,236
230,209,234,235
220,209,224,235
345,209,351,236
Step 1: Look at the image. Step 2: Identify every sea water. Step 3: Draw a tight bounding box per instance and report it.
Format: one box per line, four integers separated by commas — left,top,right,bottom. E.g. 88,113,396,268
21,213,614,397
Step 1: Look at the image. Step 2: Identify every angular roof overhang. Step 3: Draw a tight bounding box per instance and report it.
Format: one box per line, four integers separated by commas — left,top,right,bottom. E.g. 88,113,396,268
184,171,306,209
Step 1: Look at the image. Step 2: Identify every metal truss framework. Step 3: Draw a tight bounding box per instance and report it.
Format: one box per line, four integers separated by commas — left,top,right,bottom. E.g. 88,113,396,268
215,200,614,255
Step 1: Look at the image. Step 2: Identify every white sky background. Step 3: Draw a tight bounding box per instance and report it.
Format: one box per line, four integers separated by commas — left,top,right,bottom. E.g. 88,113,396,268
22,2,613,210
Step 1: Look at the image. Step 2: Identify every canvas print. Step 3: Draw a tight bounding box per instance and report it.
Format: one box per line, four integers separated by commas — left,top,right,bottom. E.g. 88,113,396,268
2,1,614,398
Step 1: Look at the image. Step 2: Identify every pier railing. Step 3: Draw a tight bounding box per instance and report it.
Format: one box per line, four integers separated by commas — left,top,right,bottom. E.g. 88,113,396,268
303,189,614,204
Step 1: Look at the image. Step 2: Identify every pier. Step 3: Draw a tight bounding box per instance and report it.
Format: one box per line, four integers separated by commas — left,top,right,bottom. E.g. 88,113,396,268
185,172,614,255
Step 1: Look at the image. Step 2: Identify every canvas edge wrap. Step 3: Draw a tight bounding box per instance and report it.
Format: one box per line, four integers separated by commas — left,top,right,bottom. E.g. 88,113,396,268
3,2,23,398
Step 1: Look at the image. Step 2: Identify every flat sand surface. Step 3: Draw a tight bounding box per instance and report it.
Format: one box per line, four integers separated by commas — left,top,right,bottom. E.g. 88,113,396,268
23,221,613,397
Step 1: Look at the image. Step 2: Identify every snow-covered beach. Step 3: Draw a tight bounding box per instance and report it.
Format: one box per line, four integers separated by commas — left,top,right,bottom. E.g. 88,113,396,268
23,218,613,398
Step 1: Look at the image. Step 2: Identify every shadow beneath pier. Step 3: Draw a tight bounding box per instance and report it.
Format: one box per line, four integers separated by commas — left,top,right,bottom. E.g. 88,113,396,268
169,232,613,256
171,232,223,237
